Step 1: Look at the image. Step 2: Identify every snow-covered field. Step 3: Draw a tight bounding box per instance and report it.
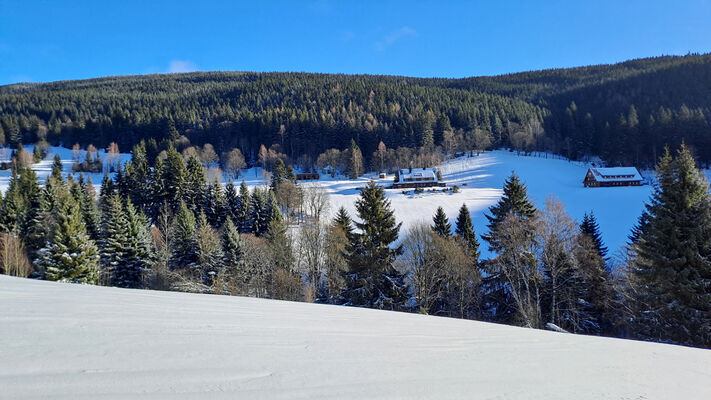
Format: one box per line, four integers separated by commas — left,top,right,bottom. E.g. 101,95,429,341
1,275,710,399
315,151,654,259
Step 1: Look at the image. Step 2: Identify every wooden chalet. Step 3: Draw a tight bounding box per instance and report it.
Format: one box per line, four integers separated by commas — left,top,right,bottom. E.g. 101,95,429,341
392,167,444,189
295,173,320,181
583,167,643,187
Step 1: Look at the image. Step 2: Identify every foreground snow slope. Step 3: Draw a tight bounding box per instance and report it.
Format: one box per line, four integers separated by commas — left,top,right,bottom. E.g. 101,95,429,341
2,276,710,399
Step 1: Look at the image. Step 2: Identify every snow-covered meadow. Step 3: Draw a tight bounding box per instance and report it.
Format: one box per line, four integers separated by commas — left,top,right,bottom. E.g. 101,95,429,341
314,151,654,259
1,275,709,399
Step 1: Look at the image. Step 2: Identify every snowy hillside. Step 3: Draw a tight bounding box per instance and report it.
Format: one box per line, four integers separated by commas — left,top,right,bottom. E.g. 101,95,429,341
1,275,709,399
317,151,654,259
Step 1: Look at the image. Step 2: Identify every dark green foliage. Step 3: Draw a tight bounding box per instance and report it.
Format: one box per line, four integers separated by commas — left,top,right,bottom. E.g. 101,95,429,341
629,145,711,347
203,179,226,227
79,179,101,241
431,206,452,237
121,199,153,288
193,212,224,284
580,211,608,259
343,180,405,310
170,201,197,270
221,216,243,271
51,154,62,181
483,172,537,252
224,180,239,222
184,155,206,212
249,188,269,237
271,158,287,191
455,203,480,261
236,180,251,233
37,188,100,284
3,55,711,168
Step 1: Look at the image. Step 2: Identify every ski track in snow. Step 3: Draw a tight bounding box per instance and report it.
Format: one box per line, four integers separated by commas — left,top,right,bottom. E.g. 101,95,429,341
1,275,710,399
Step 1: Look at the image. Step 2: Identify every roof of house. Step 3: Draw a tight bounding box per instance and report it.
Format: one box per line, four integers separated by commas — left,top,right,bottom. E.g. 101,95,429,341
587,167,642,182
399,168,437,181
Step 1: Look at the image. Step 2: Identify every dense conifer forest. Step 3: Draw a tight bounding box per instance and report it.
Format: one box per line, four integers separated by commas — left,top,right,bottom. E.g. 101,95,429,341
1,53,710,167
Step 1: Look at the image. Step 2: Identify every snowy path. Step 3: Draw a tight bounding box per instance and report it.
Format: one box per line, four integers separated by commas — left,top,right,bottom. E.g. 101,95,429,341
1,276,710,399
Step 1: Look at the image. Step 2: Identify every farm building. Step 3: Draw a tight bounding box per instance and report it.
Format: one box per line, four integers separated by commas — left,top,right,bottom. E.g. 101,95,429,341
296,173,320,181
583,167,643,187
392,167,445,189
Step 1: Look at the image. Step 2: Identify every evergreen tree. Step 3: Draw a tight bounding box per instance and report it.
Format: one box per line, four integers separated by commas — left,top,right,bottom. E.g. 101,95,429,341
123,141,151,212
193,212,224,284
170,201,197,270
236,180,251,233
224,179,239,222
99,194,127,285
159,147,187,211
333,206,354,238
184,155,206,212
203,179,226,227
630,145,711,347
79,179,101,241
37,190,100,284
482,172,537,252
455,203,480,261
51,154,63,180
221,216,243,271
250,187,268,236
23,187,54,261
271,158,287,191
120,199,153,288
431,206,452,237
344,180,405,309
580,211,608,259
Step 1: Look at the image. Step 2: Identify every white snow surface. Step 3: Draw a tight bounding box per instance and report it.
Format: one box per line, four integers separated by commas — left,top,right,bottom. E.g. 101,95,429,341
313,151,655,259
1,275,710,399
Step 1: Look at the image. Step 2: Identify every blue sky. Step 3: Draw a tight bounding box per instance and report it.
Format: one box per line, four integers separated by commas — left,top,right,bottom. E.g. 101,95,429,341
1,0,710,85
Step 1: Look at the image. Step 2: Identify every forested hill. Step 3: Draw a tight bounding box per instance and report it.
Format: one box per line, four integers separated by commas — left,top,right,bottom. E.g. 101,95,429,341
1,54,710,167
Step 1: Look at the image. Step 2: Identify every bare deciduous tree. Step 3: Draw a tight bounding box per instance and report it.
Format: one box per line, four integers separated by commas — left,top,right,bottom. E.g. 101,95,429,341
0,233,32,277
222,148,246,178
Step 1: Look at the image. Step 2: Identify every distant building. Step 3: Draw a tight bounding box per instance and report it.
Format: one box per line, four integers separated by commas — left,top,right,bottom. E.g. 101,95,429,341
392,167,444,189
583,167,643,187
296,173,320,181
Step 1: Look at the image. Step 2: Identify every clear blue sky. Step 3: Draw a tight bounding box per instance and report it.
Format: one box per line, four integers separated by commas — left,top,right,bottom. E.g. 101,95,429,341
1,0,710,85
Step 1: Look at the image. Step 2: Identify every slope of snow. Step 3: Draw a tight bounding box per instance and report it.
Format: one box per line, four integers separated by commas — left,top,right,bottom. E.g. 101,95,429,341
311,151,653,259
1,276,709,400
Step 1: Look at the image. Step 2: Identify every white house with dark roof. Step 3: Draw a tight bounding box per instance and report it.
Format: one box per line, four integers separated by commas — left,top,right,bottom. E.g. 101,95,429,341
393,167,442,189
583,167,643,187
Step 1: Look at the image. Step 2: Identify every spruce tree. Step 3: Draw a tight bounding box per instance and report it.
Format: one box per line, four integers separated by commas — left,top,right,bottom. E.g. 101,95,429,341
184,155,206,212
221,216,243,272
271,158,287,191
38,190,100,284
333,206,354,239
455,203,480,261
224,180,239,222
250,187,268,236
236,180,251,233
159,147,187,211
344,180,405,309
483,172,537,252
121,199,153,288
80,179,101,241
630,145,711,347
580,211,608,259
431,206,452,237
23,187,54,261
203,179,226,227
170,201,197,270
99,194,127,286
193,212,224,284
51,154,63,180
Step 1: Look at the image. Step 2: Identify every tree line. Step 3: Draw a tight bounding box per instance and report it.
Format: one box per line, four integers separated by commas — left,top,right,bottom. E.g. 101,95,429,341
1,141,708,348
2,54,709,169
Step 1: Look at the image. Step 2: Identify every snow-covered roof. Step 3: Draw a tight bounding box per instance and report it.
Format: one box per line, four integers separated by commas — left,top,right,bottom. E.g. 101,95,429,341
587,167,642,182
399,168,437,182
